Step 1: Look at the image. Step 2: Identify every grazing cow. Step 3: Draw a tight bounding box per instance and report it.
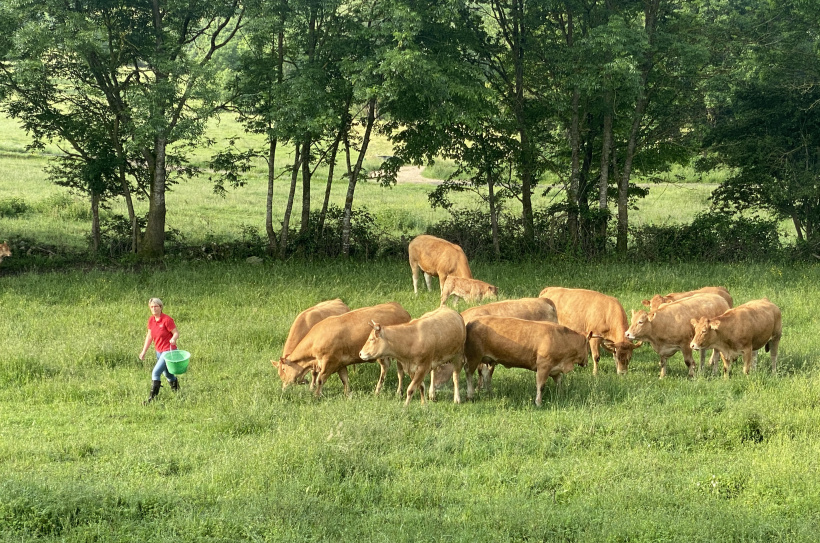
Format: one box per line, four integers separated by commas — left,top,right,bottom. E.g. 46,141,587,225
276,298,351,384
642,286,733,312
690,298,782,378
0,242,10,264
625,293,730,378
464,317,590,406
408,234,472,294
359,306,466,406
538,287,641,375
273,302,411,397
440,276,498,306
461,297,559,392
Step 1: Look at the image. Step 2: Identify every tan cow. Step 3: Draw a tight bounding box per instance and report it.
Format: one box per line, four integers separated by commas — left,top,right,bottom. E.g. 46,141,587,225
359,306,466,406
408,234,472,294
278,298,350,363
461,297,559,392
0,242,10,264
464,317,590,406
273,302,412,397
440,276,498,306
625,293,730,378
690,298,782,378
276,298,350,385
538,287,641,375
642,286,733,312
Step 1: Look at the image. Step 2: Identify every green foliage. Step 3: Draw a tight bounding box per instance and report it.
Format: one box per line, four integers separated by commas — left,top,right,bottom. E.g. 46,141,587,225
628,211,782,262
0,197,28,218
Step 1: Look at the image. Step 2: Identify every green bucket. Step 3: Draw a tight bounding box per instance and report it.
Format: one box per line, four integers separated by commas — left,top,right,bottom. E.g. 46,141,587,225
164,350,191,375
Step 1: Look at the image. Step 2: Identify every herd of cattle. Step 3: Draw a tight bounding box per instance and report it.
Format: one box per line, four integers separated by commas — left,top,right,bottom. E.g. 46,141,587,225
273,234,783,405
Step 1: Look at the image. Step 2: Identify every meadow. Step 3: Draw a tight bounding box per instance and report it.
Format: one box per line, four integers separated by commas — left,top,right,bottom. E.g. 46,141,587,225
1,114,819,542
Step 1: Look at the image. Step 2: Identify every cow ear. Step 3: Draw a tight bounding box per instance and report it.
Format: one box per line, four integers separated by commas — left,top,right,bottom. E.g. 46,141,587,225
641,299,650,307
710,320,720,330
633,341,643,348
272,358,280,368
690,318,699,328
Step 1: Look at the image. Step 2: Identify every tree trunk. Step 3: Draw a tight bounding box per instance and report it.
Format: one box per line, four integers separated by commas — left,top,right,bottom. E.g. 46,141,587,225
567,88,581,246
488,171,501,260
511,0,534,246
280,147,301,259
300,138,311,235
91,191,100,253
266,137,278,254
140,139,167,259
319,128,343,237
341,97,376,258
598,108,613,251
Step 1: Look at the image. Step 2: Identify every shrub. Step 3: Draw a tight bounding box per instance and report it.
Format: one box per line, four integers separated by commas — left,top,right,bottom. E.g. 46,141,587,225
0,197,29,218
628,212,782,262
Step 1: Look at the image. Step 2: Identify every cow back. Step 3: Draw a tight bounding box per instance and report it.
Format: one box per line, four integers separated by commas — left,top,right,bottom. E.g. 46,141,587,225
461,297,557,324
409,235,472,279
538,287,628,340
281,299,350,358
647,293,731,344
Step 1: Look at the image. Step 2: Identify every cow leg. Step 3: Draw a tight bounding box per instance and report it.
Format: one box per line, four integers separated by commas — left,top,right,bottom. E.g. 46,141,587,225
481,364,495,393
722,354,733,379
742,347,754,375
658,356,669,379
405,370,427,406
465,363,476,401
428,368,437,401
424,272,433,292
374,358,389,395
535,366,549,407
698,348,706,373
589,337,602,375
682,346,696,379
411,261,420,294
768,336,781,374
710,350,721,377
395,360,405,396
451,355,463,404
337,366,352,397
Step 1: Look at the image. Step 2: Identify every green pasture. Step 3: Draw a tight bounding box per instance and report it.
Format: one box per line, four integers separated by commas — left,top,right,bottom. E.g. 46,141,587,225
0,111,749,254
1,259,820,542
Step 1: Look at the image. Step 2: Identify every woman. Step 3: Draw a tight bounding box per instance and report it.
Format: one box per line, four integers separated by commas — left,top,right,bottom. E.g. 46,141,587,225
138,297,180,403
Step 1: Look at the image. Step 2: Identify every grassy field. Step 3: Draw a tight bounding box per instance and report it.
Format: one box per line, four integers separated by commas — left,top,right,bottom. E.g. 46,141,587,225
2,259,820,542
1,113,818,541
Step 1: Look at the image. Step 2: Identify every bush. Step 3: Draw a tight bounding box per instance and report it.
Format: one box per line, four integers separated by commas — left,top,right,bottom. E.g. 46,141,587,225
628,212,782,262
0,197,29,218
287,204,393,259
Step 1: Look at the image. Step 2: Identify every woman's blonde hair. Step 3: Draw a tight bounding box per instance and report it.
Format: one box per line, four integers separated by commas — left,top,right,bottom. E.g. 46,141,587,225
148,297,164,308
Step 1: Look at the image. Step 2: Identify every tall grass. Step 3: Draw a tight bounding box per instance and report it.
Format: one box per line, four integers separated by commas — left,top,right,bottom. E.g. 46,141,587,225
1,260,819,541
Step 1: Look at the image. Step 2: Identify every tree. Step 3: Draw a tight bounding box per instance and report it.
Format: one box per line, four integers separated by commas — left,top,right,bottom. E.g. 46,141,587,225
0,0,243,259
704,1,820,244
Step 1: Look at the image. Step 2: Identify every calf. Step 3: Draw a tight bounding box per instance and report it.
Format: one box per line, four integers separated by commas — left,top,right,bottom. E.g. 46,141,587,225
625,293,730,378
538,287,640,375
690,298,782,377
464,317,589,406
440,276,498,306
408,234,472,294
461,297,558,392
642,286,733,312
273,302,411,397
0,242,10,264
359,306,466,406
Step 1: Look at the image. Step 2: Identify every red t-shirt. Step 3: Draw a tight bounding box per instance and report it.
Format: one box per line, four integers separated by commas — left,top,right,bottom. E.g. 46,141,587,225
147,313,177,353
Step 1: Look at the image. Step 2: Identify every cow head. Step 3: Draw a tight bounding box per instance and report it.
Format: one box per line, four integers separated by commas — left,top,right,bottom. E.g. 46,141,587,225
358,320,385,361
642,294,671,312
690,316,719,351
602,338,644,374
625,310,651,341
272,357,312,390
